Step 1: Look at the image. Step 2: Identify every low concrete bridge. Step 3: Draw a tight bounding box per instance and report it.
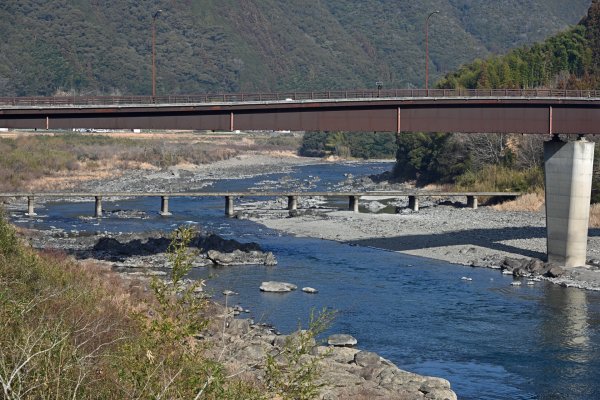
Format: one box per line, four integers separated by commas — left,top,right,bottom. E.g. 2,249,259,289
0,191,520,218
0,88,597,267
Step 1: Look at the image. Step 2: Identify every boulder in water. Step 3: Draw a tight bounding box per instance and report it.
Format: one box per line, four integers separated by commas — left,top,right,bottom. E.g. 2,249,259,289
328,334,358,347
259,281,297,292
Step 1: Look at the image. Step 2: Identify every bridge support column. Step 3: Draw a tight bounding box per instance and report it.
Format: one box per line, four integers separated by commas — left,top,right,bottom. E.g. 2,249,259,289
408,196,419,212
225,196,234,217
467,195,478,209
26,196,36,216
160,196,172,216
94,196,103,218
288,195,298,211
349,196,359,213
544,136,595,267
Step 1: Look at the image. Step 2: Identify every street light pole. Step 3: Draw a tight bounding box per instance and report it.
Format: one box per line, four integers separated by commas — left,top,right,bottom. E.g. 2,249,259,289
425,10,439,94
152,9,163,98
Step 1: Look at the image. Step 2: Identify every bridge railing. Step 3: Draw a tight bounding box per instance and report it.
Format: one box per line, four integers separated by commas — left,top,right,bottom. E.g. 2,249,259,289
2,89,600,107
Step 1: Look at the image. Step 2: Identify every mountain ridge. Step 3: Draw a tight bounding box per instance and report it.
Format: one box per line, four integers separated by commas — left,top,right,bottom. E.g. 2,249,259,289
0,0,591,96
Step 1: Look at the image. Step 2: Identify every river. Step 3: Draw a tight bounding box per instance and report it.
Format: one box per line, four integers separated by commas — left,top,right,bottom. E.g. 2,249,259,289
9,161,600,400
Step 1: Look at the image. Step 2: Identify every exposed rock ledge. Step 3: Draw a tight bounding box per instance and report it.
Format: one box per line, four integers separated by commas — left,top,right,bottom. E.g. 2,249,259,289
22,229,277,269
209,316,457,400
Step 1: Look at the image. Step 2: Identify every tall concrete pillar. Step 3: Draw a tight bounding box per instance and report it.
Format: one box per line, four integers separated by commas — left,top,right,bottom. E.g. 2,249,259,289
26,196,37,216
467,195,478,209
349,196,359,213
160,196,172,216
408,195,419,212
94,196,103,218
544,137,595,267
225,196,234,217
287,195,298,211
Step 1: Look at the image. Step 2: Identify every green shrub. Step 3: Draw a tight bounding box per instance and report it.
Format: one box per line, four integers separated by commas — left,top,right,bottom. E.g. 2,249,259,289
0,217,326,399
456,164,544,192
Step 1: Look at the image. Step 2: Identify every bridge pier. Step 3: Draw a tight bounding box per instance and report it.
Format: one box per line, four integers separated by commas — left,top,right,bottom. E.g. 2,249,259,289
288,195,298,211
160,195,172,216
94,196,103,218
26,196,36,216
544,136,595,267
225,196,234,217
467,195,478,209
349,196,359,213
408,195,419,211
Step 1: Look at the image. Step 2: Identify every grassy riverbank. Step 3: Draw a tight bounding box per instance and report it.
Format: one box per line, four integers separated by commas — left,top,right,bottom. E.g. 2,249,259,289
0,131,301,191
0,215,332,399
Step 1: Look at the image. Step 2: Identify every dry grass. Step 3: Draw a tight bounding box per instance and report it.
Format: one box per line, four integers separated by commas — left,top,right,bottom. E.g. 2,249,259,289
589,204,600,228
492,192,545,212
0,216,268,399
491,193,600,226
0,131,302,191
422,183,455,191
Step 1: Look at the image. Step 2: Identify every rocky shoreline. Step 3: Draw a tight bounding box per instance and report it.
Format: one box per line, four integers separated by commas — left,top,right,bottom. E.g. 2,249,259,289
17,226,458,399
7,152,600,398
2,155,465,399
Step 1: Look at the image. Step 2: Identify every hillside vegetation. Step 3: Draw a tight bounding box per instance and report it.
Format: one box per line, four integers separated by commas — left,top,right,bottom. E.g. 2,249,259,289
0,218,331,399
393,0,600,199
0,0,590,96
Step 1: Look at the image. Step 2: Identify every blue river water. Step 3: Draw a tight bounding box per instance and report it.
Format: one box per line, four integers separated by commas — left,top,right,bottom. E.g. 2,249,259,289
10,162,600,399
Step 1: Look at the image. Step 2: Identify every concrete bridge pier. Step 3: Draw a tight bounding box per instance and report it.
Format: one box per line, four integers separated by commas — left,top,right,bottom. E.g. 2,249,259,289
160,195,172,216
94,196,103,218
349,196,359,212
544,136,595,267
467,195,478,209
288,195,298,211
408,196,419,211
26,196,36,216
225,196,234,217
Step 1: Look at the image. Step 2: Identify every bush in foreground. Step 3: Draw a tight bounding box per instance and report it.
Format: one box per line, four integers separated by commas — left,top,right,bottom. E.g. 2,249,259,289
0,217,326,399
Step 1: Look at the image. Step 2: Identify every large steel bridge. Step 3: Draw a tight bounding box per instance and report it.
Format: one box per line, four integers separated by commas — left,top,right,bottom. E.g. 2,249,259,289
0,88,598,268
1,88,600,134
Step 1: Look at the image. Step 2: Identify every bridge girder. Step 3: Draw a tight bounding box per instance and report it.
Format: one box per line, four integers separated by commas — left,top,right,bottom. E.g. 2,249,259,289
1,98,600,134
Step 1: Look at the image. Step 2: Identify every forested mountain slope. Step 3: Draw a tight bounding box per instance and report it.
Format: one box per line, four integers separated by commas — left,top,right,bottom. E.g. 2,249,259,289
393,0,600,197
437,0,600,89
0,0,590,96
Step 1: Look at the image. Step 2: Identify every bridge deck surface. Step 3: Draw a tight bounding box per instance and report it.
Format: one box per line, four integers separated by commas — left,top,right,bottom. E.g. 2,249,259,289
0,191,521,198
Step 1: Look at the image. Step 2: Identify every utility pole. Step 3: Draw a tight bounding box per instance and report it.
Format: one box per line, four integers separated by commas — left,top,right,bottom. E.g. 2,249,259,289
425,11,439,94
152,9,163,98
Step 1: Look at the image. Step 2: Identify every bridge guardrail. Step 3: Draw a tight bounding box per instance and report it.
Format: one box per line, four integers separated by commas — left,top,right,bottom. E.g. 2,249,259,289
1,89,600,107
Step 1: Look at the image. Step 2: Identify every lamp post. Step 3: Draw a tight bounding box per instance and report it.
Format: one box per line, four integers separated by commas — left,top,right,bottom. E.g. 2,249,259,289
151,9,163,98
425,10,439,94
376,81,383,98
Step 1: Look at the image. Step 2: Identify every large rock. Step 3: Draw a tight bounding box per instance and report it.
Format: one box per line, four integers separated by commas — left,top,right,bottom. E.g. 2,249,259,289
526,259,545,274
355,351,381,367
512,267,528,277
501,257,527,272
365,201,386,212
328,334,358,347
226,319,251,335
546,266,565,278
259,281,297,292
207,249,277,266
327,347,360,364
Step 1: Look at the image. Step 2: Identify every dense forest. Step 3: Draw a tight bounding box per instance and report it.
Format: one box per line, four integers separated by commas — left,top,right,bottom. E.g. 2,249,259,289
299,131,397,159
391,0,600,198
0,0,591,96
